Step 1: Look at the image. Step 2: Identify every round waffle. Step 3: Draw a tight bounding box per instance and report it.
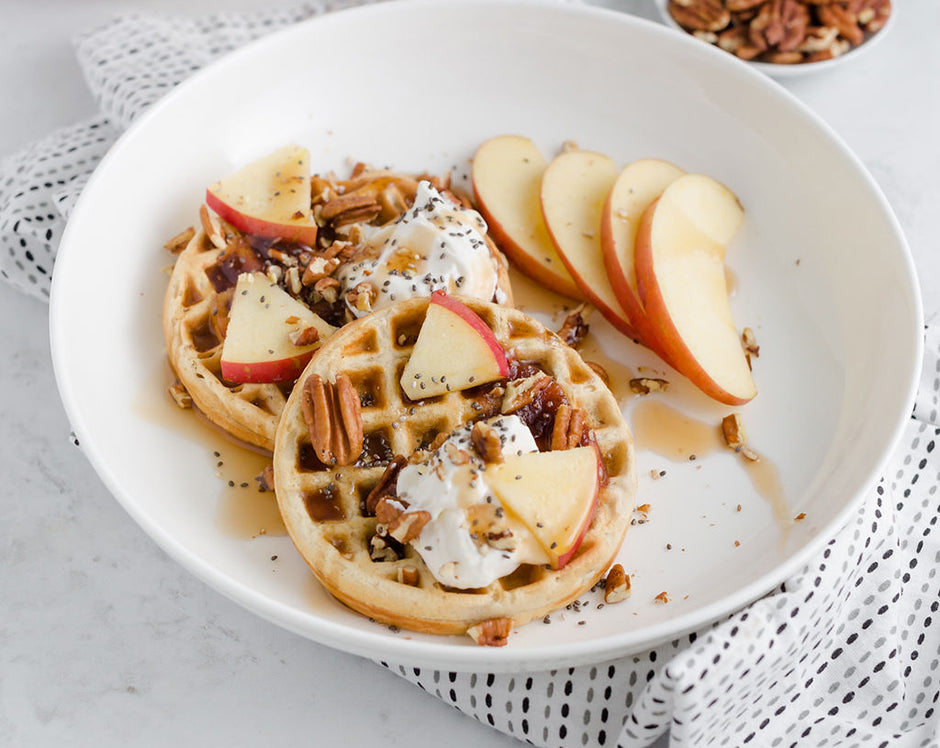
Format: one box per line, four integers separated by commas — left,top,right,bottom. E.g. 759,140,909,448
273,296,636,638
163,178,513,452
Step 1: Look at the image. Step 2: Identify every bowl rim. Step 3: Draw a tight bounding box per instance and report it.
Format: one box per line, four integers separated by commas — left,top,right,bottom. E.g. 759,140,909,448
50,0,922,671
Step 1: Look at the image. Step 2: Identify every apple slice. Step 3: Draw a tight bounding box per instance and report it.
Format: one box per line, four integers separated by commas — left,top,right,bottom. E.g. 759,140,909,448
400,292,509,400
472,136,584,300
206,144,318,246
601,159,685,357
634,174,754,405
220,272,335,384
486,446,600,569
539,149,643,343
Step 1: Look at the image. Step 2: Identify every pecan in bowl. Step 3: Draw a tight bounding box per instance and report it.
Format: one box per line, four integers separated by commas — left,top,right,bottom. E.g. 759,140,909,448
656,0,893,74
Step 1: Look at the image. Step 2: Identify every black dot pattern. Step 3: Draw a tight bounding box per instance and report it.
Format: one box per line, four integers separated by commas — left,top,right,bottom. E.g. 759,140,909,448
390,414,940,747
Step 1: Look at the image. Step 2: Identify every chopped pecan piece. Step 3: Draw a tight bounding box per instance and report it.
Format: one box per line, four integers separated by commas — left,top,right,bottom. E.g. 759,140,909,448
742,327,760,357
721,413,761,461
557,304,590,348
313,276,341,304
167,382,192,409
369,533,400,562
604,564,632,604
364,456,408,515
467,617,513,647
199,204,226,249
501,374,553,415
629,377,669,395
444,442,472,466
471,421,504,464
387,510,431,544
164,226,195,254
288,325,320,347
301,373,364,466
551,404,586,451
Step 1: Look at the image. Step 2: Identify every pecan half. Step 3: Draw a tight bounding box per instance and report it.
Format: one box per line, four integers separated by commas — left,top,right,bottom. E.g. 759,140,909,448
551,404,586,451
320,194,381,221
198,204,227,249
374,496,405,525
167,382,192,409
288,325,320,347
313,276,340,304
301,373,364,466
467,617,513,647
301,256,341,286
346,281,377,314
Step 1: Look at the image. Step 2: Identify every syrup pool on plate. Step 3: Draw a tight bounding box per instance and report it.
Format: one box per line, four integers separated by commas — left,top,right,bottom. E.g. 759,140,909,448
136,360,285,539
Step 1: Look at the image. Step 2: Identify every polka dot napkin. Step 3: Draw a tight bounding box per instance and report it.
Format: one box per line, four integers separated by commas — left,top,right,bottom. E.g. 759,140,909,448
1,7,937,746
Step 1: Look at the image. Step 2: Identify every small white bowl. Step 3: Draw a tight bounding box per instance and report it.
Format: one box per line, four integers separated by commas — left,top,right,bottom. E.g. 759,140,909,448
653,0,895,78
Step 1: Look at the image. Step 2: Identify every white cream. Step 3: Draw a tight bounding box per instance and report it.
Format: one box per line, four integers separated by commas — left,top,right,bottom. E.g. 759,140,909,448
337,181,504,316
395,415,548,589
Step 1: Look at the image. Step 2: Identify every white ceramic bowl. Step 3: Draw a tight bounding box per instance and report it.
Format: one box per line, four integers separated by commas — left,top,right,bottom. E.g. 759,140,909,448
51,0,920,671
653,0,896,78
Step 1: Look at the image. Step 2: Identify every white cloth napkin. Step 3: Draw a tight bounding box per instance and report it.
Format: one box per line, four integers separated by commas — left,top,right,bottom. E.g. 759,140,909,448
3,8,938,747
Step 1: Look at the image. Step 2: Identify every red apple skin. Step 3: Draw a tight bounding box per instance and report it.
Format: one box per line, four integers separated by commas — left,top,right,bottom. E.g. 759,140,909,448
205,189,319,247
538,151,644,345
552,445,601,570
471,136,585,301
220,351,314,385
473,194,585,301
429,291,509,378
600,192,674,367
634,198,753,406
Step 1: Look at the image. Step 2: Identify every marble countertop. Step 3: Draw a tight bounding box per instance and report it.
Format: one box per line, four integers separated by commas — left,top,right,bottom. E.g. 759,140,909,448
2,1,937,745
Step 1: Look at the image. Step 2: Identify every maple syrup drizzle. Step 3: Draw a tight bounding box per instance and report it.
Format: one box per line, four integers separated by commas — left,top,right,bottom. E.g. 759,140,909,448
631,400,790,528
136,360,285,539
576,333,636,406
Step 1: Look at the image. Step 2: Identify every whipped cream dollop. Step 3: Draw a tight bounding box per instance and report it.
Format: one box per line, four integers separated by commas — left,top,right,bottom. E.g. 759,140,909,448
337,181,505,317
393,415,548,589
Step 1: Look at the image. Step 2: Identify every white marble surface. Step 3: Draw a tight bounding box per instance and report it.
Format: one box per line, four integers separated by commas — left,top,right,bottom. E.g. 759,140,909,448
1,1,937,746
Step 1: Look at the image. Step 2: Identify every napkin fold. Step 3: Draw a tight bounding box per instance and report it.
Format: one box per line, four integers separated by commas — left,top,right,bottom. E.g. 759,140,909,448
3,7,938,747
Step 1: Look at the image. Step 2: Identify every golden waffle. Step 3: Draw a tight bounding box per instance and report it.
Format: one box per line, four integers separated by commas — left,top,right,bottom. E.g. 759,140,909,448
163,229,291,449
273,296,636,638
162,169,514,452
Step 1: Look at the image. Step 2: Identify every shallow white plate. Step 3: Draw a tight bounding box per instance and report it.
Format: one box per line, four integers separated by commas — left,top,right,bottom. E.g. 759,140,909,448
653,0,896,78
51,0,921,671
